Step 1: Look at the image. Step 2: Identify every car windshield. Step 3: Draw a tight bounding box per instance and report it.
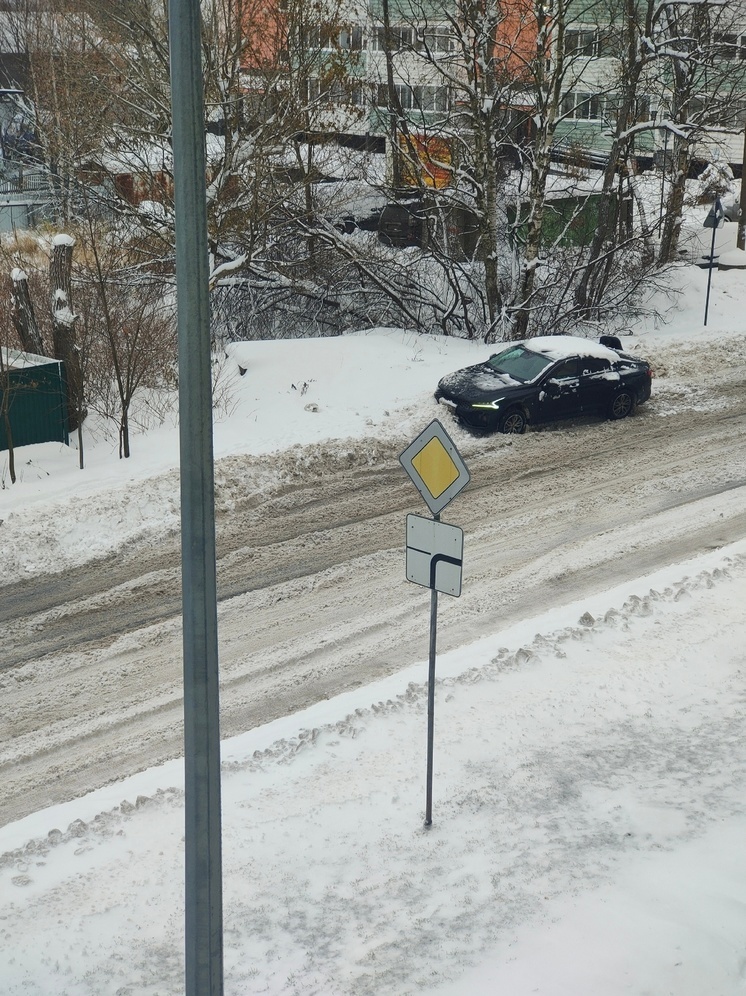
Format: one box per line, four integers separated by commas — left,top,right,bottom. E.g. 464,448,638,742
487,344,554,382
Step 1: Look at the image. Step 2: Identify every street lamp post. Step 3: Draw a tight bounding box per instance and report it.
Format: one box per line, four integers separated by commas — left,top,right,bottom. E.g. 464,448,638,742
738,125,746,252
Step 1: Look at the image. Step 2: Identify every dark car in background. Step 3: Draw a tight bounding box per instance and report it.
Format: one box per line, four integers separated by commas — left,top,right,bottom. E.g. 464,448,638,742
435,335,652,434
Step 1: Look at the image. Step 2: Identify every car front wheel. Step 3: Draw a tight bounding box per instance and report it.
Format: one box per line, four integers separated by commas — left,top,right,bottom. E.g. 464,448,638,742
498,409,527,434
609,391,634,420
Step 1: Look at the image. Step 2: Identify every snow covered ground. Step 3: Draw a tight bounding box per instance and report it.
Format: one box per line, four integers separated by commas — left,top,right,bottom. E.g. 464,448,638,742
3,543,746,996
2,236,746,993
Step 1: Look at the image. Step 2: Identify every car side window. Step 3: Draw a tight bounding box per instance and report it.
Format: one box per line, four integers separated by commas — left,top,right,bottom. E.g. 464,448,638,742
551,358,579,380
581,357,611,376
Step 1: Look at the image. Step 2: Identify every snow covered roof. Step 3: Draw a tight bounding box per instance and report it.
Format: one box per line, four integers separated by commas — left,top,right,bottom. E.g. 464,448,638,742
1,346,60,369
92,143,173,174
521,335,622,362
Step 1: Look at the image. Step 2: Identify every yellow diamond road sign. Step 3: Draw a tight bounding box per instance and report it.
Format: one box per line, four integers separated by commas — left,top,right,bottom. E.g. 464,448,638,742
411,437,460,498
400,419,470,516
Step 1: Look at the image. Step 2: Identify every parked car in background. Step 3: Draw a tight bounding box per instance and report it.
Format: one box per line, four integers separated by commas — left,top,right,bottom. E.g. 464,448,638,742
435,335,652,434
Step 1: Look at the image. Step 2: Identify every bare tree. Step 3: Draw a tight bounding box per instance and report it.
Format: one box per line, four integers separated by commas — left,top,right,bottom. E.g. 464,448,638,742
75,216,177,458
654,0,746,265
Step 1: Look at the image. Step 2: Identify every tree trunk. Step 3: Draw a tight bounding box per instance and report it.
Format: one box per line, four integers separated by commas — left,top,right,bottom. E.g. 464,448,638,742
513,152,552,339
11,269,45,355
120,407,130,459
471,97,505,339
50,235,85,430
574,0,645,316
657,136,689,265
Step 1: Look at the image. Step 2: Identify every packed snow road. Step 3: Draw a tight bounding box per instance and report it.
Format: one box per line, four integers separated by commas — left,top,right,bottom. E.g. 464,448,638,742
2,338,746,826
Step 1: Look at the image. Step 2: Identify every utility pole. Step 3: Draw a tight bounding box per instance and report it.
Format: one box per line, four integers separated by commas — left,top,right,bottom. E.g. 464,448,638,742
168,1,224,994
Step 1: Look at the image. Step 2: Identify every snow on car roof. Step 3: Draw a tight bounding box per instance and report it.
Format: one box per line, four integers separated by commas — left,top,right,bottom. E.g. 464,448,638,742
520,335,621,362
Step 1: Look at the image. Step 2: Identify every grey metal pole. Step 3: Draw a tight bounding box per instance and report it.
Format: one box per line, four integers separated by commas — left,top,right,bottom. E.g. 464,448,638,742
424,513,440,828
424,586,438,826
168,2,224,994
738,126,746,252
704,197,718,328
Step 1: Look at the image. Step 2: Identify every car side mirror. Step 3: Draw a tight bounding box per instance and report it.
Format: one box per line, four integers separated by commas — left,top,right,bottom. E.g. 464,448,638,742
545,378,561,398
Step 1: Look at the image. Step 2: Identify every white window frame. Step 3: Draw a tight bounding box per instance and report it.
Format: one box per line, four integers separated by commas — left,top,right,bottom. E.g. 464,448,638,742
562,90,604,120
370,24,415,51
415,25,455,54
566,27,598,57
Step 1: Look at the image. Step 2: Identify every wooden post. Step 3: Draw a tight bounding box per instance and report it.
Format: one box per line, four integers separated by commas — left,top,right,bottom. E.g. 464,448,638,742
11,268,44,355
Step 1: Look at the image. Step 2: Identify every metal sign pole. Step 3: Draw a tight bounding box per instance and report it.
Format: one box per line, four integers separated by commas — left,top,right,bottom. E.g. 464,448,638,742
736,128,746,249
704,224,717,327
399,421,470,829
704,196,722,327
168,1,224,993
425,515,439,828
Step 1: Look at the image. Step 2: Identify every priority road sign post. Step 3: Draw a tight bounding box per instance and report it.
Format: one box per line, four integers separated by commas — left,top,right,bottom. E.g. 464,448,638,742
406,514,463,597
400,420,470,826
399,419,470,517
703,196,724,327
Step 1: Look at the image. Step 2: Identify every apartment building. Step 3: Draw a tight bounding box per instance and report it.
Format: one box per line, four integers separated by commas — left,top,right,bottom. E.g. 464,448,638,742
256,0,746,177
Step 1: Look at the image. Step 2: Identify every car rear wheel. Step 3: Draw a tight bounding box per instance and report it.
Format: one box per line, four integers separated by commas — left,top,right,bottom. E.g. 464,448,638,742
609,391,634,420
498,409,527,434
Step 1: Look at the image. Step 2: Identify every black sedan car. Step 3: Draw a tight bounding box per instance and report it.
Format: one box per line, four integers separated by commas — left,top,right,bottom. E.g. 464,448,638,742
435,335,652,434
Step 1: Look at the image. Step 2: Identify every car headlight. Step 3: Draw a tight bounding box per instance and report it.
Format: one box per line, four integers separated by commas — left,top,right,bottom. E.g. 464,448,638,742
471,399,502,410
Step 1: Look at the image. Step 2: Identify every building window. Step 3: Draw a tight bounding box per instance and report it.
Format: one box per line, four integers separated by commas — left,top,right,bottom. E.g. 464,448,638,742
306,24,363,51
370,24,414,51
370,23,453,53
412,85,450,111
310,79,365,107
566,28,598,57
376,83,449,113
634,96,651,122
714,32,738,59
687,94,723,125
339,26,363,51
415,26,454,53
561,91,603,119
694,95,746,129
564,27,618,58
305,26,333,50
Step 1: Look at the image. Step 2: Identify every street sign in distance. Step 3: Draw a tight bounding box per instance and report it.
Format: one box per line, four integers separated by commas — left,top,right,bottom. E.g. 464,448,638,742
704,199,724,229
